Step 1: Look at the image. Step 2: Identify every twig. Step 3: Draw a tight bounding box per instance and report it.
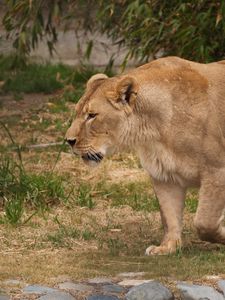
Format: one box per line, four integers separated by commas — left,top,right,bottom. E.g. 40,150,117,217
10,142,64,150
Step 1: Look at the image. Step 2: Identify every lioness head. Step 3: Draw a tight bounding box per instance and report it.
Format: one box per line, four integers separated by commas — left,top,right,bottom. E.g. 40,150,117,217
65,73,138,166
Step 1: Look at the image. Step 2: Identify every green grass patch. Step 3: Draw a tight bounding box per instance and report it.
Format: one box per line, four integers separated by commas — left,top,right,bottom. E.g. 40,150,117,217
186,189,198,213
73,183,96,209
0,57,72,94
82,229,96,241
48,98,69,113
47,216,95,247
47,226,80,248
0,155,68,225
61,86,84,103
0,55,111,97
98,181,159,212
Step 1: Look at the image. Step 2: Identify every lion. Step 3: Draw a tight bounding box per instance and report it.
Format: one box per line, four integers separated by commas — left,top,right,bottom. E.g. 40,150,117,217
65,56,225,255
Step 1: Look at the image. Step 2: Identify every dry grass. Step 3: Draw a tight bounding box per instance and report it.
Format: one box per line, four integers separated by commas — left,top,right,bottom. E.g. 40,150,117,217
1,92,225,288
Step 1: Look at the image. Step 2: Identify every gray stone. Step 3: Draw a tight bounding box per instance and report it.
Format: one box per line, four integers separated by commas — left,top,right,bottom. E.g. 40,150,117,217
118,279,153,287
0,296,10,300
23,285,57,294
58,282,94,292
102,283,125,293
126,281,174,300
87,296,119,300
177,282,224,300
50,275,71,283
204,275,221,281
218,280,225,296
88,278,112,284
39,291,76,300
118,272,146,278
3,279,24,286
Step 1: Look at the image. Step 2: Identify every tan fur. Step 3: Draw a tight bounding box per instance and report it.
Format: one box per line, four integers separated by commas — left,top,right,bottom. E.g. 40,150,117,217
66,56,225,255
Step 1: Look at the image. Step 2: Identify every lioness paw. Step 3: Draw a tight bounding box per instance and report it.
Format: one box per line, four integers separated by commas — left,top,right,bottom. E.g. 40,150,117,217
145,245,172,255
145,239,181,255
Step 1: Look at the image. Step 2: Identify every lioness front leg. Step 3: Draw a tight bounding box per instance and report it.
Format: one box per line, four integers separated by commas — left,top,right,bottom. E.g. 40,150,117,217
194,169,225,244
146,179,186,255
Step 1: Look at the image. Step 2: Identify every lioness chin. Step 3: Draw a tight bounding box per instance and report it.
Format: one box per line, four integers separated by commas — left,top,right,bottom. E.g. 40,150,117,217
66,56,225,255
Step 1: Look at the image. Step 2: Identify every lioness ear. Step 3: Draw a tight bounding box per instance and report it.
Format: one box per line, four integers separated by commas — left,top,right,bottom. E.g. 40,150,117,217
86,73,108,90
116,76,138,108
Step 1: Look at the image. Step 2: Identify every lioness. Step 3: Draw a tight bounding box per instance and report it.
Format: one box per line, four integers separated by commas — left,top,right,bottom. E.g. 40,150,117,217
65,56,225,255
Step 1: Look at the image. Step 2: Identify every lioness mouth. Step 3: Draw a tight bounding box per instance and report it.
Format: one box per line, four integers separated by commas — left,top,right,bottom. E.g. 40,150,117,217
81,152,103,163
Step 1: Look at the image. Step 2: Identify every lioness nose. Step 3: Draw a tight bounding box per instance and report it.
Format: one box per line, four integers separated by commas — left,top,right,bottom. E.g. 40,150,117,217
66,138,76,147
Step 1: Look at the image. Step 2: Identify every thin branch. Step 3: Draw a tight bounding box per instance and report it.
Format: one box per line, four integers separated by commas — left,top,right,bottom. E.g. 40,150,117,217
8,142,64,150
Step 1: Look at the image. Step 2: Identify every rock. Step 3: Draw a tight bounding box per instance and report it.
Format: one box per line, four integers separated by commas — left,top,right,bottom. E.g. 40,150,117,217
118,279,153,287
58,282,94,292
88,278,112,284
23,285,57,294
50,275,71,283
126,281,174,300
87,296,119,300
0,296,10,300
3,279,24,286
177,282,224,300
218,280,225,296
39,291,76,300
204,275,221,281
118,272,146,278
102,283,125,293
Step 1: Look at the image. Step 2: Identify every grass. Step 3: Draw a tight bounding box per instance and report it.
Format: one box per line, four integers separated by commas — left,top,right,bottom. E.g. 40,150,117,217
0,54,111,98
74,184,96,209
0,58,72,94
47,226,80,248
0,154,68,224
98,181,159,212
46,216,95,248
1,57,225,288
1,247,225,287
186,189,198,213
1,148,225,284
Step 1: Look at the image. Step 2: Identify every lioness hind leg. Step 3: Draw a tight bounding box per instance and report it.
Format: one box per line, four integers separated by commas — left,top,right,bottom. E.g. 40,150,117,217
194,169,225,244
145,180,186,255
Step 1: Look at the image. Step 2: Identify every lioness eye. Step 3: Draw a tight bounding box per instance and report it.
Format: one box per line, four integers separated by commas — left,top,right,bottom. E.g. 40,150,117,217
87,113,97,120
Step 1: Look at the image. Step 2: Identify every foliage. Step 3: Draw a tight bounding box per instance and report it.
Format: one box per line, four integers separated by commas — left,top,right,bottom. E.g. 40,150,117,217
2,1,225,64
97,0,225,63
2,0,95,65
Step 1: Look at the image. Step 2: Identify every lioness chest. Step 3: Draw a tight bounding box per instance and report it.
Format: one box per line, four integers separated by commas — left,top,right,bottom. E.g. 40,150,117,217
137,141,200,187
